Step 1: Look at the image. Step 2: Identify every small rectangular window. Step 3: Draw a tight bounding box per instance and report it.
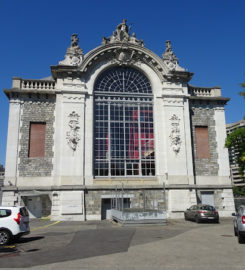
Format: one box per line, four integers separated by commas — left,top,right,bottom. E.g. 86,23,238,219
195,126,210,159
29,122,46,157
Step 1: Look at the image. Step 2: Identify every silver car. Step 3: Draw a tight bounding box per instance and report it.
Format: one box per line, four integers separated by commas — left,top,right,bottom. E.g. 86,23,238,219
184,204,219,223
232,205,245,243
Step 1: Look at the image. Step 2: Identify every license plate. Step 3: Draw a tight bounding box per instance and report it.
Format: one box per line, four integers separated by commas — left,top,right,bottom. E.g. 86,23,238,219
208,217,214,219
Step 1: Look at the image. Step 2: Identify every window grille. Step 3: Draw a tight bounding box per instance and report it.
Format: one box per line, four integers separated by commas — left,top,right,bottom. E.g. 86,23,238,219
94,67,155,177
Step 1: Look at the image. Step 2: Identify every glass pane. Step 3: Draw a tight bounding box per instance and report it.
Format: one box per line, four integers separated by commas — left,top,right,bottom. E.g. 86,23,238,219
94,67,155,177
94,67,152,94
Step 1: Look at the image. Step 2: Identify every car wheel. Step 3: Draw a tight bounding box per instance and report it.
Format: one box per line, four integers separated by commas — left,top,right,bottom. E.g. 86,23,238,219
0,230,11,245
215,219,219,224
234,227,238,236
184,214,188,220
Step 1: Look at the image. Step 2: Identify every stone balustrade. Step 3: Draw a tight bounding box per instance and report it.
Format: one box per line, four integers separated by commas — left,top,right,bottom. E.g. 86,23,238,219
189,86,221,97
12,77,55,91
22,79,55,90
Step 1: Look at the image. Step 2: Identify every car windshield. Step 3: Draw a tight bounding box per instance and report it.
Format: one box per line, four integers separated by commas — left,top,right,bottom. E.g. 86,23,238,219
199,205,215,211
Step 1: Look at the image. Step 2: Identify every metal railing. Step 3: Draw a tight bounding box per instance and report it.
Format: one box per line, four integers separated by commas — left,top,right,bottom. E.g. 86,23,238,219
111,183,166,213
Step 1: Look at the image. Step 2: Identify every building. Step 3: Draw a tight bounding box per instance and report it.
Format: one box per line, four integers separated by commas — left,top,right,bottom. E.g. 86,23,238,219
2,20,235,220
0,165,4,204
226,119,245,186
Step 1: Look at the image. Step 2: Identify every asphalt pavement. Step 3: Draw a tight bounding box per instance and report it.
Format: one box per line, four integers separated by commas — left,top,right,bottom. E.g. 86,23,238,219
0,218,244,269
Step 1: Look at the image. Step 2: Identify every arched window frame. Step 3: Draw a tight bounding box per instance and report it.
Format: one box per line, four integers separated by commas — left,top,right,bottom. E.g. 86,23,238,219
94,67,155,177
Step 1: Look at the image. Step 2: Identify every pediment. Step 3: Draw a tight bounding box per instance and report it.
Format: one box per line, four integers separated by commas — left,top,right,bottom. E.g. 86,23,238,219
79,43,168,82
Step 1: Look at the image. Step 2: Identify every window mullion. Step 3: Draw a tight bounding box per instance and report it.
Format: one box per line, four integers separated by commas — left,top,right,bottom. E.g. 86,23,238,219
94,67,154,177
108,101,111,177
123,103,126,176
138,104,142,176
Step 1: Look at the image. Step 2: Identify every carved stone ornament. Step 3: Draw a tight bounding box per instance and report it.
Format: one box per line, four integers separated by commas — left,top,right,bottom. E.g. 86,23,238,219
169,114,181,154
66,111,80,151
102,19,144,46
59,34,84,66
162,40,184,71
112,48,137,66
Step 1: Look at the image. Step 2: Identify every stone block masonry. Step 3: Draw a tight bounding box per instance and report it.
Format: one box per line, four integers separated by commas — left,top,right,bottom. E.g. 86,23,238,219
18,94,55,177
85,188,166,219
190,103,219,176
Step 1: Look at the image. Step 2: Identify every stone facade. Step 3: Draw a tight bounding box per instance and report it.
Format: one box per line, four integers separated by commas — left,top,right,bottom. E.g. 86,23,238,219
2,20,235,220
85,188,166,219
18,94,55,177
190,101,219,176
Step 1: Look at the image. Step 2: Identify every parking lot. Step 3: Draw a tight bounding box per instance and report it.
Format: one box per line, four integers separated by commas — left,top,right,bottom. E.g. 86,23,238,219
0,218,245,269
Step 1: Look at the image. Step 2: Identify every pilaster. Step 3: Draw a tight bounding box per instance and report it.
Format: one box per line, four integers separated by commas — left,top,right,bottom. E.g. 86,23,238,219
214,106,230,178
53,90,87,185
4,99,22,186
161,84,194,185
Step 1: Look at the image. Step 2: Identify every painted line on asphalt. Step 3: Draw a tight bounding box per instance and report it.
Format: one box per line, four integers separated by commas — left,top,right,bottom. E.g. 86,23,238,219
31,220,61,232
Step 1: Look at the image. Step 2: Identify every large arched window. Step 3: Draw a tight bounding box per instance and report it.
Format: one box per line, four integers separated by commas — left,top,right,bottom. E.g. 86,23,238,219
94,67,155,177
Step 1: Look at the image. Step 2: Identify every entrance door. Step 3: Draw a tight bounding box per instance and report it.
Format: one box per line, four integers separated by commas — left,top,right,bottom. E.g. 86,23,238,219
101,199,112,220
101,198,131,220
201,191,214,206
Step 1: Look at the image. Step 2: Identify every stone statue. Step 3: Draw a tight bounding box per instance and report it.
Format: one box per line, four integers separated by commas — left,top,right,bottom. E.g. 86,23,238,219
71,34,79,48
162,40,181,71
116,19,130,42
162,40,177,62
101,19,144,46
59,34,84,66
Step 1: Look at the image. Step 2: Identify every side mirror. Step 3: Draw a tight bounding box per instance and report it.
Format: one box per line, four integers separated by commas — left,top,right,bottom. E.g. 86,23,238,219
232,213,236,216
187,208,190,211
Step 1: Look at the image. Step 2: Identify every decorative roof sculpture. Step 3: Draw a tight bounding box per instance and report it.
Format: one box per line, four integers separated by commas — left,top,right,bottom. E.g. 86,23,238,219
102,19,144,46
59,33,84,66
162,40,184,71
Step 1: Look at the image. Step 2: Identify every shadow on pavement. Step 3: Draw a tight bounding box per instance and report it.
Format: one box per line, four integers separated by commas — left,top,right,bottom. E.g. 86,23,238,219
0,228,135,268
15,236,44,244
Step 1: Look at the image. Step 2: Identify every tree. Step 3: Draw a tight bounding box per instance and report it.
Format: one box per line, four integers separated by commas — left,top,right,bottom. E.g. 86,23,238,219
239,82,245,99
225,127,245,180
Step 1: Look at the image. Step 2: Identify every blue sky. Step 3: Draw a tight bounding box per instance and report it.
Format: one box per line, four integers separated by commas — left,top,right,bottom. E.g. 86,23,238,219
0,0,244,166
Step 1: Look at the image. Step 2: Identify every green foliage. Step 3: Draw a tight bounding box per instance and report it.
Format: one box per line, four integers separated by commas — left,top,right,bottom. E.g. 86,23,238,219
225,127,245,178
239,82,245,99
233,186,245,197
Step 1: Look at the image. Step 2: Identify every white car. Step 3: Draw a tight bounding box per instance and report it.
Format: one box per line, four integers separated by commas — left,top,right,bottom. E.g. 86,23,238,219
0,206,30,245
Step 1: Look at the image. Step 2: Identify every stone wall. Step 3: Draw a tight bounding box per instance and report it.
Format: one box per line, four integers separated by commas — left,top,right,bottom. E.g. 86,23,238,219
85,189,166,218
18,94,55,177
190,102,219,176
